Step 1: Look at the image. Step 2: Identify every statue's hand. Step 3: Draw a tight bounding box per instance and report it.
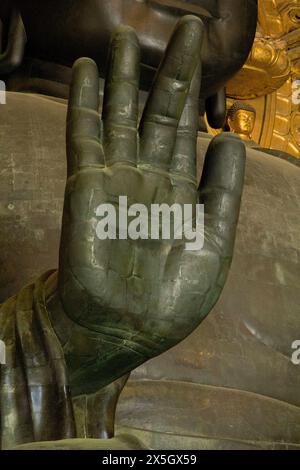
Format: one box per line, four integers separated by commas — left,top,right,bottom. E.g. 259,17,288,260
58,16,245,390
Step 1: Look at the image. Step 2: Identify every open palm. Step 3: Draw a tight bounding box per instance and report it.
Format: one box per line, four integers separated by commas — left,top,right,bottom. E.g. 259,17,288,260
58,16,245,394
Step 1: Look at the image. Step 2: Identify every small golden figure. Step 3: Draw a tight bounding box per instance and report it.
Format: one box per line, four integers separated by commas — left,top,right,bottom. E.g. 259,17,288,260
227,101,256,141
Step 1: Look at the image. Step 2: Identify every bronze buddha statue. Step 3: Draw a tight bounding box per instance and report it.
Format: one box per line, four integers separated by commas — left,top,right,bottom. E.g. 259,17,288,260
1,0,300,451
0,14,248,448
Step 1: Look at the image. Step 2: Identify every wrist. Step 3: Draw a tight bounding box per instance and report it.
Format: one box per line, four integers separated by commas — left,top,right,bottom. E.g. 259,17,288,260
45,276,144,397
45,273,74,349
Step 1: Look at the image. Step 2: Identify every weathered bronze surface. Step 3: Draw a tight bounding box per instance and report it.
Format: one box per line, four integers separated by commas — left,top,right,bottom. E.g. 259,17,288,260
0,8,26,74
1,0,257,128
13,0,257,96
2,125,300,449
1,0,300,452
114,139,300,450
1,93,300,449
0,16,247,448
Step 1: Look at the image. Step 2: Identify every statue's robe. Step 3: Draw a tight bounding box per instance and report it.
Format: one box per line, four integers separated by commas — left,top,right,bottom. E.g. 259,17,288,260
0,271,75,448
1,92,300,450
0,270,133,449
